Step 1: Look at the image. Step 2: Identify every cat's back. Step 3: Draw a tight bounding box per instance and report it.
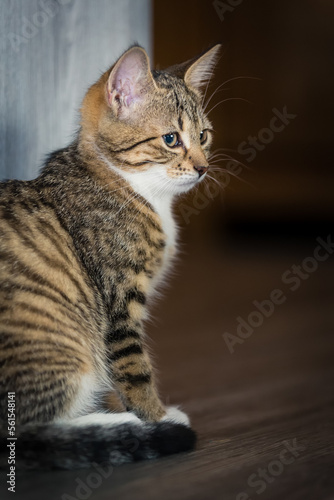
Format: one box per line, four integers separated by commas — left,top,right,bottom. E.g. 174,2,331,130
0,177,103,383
0,177,81,295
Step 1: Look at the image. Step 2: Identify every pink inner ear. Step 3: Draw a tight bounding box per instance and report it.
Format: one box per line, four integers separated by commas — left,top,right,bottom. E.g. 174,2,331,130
109,51,147,108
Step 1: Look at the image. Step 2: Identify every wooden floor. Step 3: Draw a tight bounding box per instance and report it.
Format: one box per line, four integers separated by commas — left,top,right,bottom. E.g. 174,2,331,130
1,234,334,500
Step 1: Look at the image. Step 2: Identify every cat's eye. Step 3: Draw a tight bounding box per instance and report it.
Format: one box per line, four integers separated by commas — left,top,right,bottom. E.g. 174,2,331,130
163,133,179,148
200,130,208,145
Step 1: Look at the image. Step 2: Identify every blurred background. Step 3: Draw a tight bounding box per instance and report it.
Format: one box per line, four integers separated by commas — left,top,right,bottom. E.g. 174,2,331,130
1,1,334,498
1,0,333,242
154,0,334,247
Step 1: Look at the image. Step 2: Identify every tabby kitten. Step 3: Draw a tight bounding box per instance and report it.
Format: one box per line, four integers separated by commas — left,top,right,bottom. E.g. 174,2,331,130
0,44,220,469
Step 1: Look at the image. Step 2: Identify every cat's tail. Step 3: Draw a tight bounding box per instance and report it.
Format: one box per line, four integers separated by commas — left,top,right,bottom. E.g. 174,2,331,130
0,407,196,470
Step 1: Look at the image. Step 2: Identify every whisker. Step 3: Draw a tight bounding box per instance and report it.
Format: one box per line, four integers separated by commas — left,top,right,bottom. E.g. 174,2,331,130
207,97,251,116
205,174,224,188
209,152,252,172
210,147,239,155
201,51,226,108
203,76,260,112
208,165,253,187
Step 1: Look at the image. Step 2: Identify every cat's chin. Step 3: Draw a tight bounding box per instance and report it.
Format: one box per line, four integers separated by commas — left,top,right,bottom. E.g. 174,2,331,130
171,176,204,195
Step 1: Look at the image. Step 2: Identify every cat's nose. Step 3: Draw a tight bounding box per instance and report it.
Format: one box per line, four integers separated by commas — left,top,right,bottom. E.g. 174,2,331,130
193,166,208,177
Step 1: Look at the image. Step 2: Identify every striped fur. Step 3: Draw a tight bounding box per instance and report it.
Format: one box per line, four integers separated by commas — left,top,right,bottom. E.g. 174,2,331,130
0,44,220,468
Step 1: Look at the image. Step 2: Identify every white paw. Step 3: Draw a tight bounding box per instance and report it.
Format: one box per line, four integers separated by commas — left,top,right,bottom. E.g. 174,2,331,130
62,411,143,427
160,406,190,427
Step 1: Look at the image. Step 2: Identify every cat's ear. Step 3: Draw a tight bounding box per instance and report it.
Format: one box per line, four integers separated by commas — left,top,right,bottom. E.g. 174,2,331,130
184,44,221,92
107,46,156,118
167,44,221,93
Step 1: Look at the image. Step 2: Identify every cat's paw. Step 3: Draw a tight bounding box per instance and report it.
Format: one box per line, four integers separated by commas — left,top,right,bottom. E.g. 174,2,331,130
160,406,190,427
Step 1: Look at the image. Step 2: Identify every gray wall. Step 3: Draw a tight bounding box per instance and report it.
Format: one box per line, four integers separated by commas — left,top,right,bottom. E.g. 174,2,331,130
0,0,152,180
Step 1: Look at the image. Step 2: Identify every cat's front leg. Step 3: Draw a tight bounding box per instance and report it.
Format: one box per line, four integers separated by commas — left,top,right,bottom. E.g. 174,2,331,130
107,319,165,422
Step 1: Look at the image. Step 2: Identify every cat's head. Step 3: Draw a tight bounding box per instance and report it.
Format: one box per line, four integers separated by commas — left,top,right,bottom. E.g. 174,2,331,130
80,44,221,196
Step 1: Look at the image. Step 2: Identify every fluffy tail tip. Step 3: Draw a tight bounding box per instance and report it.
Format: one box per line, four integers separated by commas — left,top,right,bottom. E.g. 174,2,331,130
151,422,197,456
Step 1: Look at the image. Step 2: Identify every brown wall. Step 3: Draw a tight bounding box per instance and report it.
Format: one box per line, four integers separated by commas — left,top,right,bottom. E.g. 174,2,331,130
153,0,334,241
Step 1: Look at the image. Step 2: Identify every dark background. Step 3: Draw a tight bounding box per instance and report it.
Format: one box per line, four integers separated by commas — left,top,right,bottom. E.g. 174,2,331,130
154,0,334,246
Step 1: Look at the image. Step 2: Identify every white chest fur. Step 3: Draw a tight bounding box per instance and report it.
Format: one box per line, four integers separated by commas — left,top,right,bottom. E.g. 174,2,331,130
150,195,177,251
109,166,178,284
142,194,178,291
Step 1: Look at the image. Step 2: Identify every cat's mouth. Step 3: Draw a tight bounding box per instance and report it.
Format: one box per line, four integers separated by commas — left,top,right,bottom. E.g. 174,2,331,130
174,175,205,193
181,173,207,185
178,178,198,186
